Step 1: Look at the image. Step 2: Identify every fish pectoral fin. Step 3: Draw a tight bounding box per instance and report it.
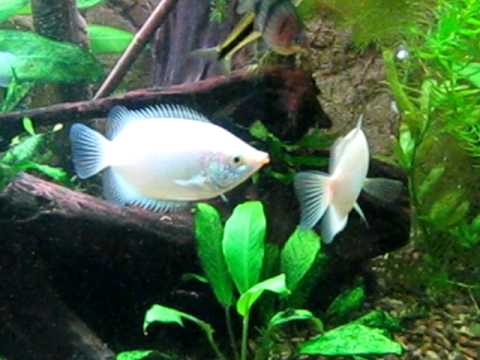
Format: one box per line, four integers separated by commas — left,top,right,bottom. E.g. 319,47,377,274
363,177,404,204
294,171,330,229
321,205,348,244
220,194,229,203
175,174,209,188
353,202,369,228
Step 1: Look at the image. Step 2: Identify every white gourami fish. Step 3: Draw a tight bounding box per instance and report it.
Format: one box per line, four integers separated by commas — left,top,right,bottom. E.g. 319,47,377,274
294,116,403,244
0,51,16,87
70,105,270,211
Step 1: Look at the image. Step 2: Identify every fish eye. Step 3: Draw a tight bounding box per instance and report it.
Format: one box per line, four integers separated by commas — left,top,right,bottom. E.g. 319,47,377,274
232,155,242,165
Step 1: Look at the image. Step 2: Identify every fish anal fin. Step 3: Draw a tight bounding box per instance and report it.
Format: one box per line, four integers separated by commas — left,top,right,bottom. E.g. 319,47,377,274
294,171,331,229
103,168,188,212
363,177,404,204
353,202,369,228
321,206,348,244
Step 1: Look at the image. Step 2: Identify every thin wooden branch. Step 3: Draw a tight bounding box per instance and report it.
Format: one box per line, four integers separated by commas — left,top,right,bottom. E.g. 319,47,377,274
0,68,330,141
93,0,178,99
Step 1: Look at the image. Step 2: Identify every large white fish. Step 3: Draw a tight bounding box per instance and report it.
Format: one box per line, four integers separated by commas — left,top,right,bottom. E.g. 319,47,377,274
294,116,403,244
70,104,270,211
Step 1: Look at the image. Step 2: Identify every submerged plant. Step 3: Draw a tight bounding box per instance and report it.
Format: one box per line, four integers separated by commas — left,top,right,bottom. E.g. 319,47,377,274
118,201,404,360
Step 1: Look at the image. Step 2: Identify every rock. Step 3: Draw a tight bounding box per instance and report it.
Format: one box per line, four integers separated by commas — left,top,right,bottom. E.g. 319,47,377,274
425,350,441,360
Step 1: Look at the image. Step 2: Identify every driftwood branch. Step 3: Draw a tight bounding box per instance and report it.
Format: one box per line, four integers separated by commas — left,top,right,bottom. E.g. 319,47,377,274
0,68,331,141
93,0,178,99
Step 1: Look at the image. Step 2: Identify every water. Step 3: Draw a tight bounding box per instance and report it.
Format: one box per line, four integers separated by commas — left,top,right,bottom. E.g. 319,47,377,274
1,1,479,360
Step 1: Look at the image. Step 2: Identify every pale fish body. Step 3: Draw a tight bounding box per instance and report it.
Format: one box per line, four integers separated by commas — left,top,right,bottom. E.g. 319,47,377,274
294,117,403,244
70,105,269,211
0,51,16,87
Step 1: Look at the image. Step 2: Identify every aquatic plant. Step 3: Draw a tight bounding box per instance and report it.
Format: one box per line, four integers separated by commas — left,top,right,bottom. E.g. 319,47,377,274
0,118,70,189
118,201,404,359
382,0,480,297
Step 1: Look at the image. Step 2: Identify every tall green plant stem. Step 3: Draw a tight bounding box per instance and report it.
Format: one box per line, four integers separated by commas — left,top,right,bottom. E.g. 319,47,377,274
225,307,239,360
183,314,226,360
241,312,250,360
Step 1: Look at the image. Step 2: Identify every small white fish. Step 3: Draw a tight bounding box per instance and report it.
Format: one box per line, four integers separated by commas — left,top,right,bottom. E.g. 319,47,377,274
70,104,270,211
294,116,403,244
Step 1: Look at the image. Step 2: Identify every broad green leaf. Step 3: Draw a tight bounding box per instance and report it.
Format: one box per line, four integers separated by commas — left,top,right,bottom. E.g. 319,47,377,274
326,286,365,319
17,0,105,15
293,129,334,150
2,134,46,165
0,30,103,84
281,228,320,292
352,310,401,332
397,122,415,169
429,190,467,229
418,165,445,201
87,25,133,54
116,351,153,360
268,309,322,330
223,201,266,294
143,305,213,335
236,274,289,317
16,161,69,183
0,77,33,112
195,203,234,307
299,324,404,356
22,117,35,135
0,0,27,22
249,120,271,141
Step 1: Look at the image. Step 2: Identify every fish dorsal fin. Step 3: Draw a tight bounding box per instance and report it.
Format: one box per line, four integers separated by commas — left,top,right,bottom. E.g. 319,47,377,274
106,104,210,139
329,135,348,173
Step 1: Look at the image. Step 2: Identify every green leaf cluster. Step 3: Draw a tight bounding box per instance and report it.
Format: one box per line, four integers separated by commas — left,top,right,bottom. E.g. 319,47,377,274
0,119,70,189
131,202,403,360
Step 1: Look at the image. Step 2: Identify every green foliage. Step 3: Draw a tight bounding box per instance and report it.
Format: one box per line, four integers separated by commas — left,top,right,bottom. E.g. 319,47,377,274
131,201,402,359
209,0,229,23
299,323,404,356
0,0,27,22
352,310,402,332
236,274,289,317
195,203,234,307
87,25,134,54
383,0,480,295
0,30,103,85
116,350,154,360
249,120,332,184
16,0,104,16
0,120,69,189
223,201,266,294
280,228,320,293
326,286,365,320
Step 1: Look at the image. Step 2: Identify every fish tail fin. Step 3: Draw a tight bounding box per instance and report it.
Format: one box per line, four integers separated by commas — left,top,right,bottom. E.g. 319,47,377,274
294,171,331,229
70,123,111,179
321,205,348,244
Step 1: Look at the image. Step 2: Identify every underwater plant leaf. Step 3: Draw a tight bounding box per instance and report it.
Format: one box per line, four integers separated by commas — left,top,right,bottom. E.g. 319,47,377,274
195,203,234,307
299,323,404,356
144,305,186,332
280,228,320,293
293,129,334,151
15,161,69,184
116,351,154,360
0,77,33,112
1,134,46,165
395,122,415,169
17,0,104,15
429,190,469,229
223,201,266,294
268,309,323,330
181,273,208,284
352,310,402,332
249,120,271,142
418,165,445,202
22,117,35,136
0,0,28,23
326,286,365,320
0,30,103,84
236,274,289,317
456,63,480,88
87,25,134,54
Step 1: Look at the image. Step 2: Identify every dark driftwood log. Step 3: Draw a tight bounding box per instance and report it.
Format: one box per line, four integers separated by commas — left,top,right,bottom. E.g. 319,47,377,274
0,68,330,141
0,245,115,360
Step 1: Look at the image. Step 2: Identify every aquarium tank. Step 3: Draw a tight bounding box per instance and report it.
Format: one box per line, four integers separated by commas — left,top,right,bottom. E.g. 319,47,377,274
0,0,479,359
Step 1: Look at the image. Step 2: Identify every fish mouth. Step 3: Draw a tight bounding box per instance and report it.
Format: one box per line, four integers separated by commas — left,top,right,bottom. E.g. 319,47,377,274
257,152,270,166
